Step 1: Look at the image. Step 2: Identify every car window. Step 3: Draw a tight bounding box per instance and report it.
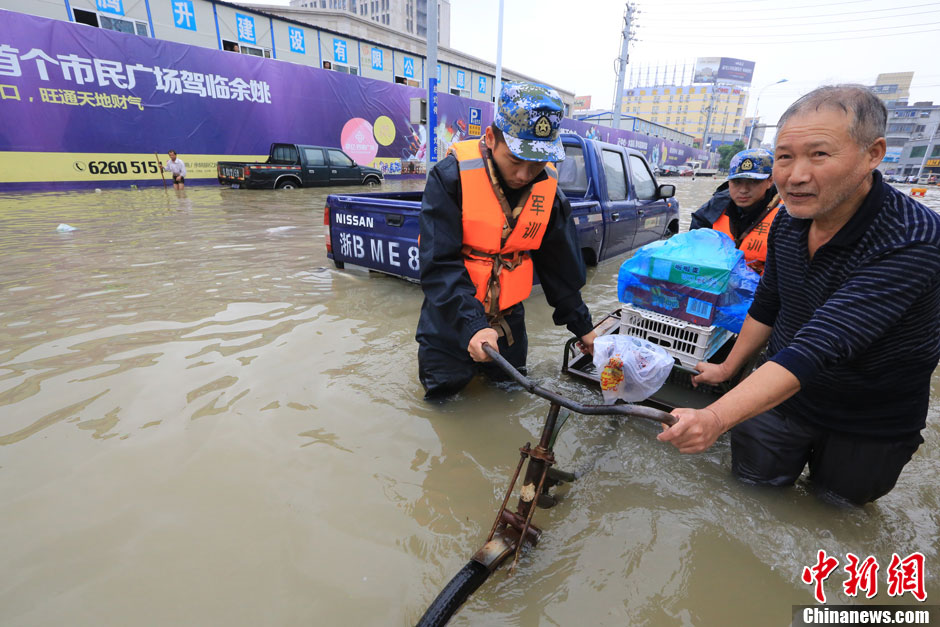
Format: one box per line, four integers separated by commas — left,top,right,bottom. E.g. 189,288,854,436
601,149,627,201
304,148,325,165
327,150,355,167
556,145,588,195
270,144,299,164
629,155,657,200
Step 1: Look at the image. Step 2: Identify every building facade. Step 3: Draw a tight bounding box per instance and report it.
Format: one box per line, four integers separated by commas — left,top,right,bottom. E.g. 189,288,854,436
288,0,451,47
881,100,940,175
0,0,569,108
620,83,749,149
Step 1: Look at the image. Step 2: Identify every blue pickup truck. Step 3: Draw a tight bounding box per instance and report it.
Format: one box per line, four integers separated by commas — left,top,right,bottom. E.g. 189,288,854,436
324,133,679,280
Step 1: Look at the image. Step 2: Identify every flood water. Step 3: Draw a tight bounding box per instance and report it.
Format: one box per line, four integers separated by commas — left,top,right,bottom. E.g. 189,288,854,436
1,177,938,626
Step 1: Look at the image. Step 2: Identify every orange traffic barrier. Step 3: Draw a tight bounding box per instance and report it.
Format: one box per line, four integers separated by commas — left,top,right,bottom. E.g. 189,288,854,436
911,188,927,197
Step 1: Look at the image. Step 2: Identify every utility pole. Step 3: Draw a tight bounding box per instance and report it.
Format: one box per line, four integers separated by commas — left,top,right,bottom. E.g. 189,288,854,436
701,85,716,153
611,3,635,129
426,0,438,171
494,0,504,100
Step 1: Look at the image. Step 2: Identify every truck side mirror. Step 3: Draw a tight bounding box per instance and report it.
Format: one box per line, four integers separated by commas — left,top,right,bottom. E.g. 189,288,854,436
658,184,676,199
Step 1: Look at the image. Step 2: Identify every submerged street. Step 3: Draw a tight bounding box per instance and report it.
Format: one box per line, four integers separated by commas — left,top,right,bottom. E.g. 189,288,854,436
1,179,938,625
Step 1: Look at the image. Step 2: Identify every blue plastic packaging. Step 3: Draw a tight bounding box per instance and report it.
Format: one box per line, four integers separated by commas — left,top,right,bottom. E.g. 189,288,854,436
618,230,760,333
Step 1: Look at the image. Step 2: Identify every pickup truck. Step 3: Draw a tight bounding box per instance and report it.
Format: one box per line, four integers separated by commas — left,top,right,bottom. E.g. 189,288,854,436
218,143,384,189
683,159,719,177
324,133,679,281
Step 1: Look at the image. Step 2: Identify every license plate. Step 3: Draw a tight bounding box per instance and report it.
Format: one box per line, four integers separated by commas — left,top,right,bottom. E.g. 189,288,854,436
231,183,240,189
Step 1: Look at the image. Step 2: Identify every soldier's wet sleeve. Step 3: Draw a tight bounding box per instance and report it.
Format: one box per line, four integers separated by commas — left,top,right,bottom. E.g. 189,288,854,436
418,155,490,348
530,188,594,337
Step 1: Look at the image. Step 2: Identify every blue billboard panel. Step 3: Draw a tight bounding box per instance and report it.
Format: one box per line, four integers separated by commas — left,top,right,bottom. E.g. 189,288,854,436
235,13,256,44
172,0,197,31
97,0,124,16
288,27,305,53
333,38,347,63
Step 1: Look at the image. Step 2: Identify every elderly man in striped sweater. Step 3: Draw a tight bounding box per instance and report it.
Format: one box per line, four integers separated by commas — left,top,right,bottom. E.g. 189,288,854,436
659,85,940,505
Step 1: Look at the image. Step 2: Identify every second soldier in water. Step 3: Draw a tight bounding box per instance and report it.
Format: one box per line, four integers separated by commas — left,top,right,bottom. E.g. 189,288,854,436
689,149,781,274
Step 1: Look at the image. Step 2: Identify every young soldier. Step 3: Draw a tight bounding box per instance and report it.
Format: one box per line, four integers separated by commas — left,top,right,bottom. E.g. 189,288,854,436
416,82,596,399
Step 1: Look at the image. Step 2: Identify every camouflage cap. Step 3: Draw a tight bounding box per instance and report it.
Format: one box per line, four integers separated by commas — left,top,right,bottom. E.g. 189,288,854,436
494,82,565,162
728,148,773,180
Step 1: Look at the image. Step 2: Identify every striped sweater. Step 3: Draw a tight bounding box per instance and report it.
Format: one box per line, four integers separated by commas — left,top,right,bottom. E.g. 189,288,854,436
750,170,940,437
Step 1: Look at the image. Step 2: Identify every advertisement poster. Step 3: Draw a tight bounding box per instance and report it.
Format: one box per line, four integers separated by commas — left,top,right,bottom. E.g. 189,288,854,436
561,118,710,168
0,10,493,188
693,56,755,86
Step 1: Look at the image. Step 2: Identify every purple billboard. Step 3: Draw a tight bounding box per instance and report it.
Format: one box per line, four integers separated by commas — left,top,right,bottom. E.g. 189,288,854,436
561,119,710,168
0,10,493,189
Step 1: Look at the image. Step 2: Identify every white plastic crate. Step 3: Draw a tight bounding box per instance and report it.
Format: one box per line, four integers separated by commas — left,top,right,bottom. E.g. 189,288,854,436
619,303,733,368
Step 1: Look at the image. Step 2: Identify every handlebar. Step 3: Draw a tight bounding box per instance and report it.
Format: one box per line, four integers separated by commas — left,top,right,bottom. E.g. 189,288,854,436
482,344,677,426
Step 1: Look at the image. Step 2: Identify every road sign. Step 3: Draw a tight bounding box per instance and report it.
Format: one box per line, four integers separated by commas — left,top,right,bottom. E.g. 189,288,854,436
468,107,482,137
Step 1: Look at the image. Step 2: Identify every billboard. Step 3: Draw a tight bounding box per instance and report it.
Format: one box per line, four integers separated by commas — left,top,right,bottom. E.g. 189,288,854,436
573,95,592,111
870,84,898,95
0,10,493,188
560,118,710,168
693,57,755,86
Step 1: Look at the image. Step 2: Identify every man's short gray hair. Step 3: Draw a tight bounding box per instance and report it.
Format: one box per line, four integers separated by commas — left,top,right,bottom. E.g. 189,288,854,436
777,84,887,148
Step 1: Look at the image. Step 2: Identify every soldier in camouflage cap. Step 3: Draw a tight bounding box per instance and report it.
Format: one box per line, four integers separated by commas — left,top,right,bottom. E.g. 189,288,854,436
493,81,566,162
414,82,596,399
689,146,781,274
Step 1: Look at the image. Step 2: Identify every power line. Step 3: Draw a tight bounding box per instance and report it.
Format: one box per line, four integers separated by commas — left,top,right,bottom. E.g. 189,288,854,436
635,0,916,13
640,25,940,44
637,6,940,26
640,20,940,38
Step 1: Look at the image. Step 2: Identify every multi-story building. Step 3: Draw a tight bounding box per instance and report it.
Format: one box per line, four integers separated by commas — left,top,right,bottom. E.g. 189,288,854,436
878,100,940,174
288,0,451,47
620,83,749,149
2,0,568,108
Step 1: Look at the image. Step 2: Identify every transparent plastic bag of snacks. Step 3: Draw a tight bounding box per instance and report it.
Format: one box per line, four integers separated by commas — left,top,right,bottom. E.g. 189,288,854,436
592,335,673,403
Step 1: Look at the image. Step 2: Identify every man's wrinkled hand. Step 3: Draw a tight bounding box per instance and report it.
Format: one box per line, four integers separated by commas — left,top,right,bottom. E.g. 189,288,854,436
657,407,725,454
468,328,499,362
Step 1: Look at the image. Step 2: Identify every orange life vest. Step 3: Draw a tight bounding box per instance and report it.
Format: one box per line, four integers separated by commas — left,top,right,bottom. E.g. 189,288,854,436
712,199,781,275
451,139,557,316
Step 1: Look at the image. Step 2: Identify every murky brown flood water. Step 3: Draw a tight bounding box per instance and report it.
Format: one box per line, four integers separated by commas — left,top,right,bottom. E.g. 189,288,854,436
1,178,938,625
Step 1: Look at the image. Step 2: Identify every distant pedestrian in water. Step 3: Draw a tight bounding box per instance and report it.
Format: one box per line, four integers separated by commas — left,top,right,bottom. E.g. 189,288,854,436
659,84,940,506
163,150,186,190
690,148,782,274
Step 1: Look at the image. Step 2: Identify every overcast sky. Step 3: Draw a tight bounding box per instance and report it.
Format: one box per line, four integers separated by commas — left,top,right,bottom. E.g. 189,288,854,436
242,0,940,142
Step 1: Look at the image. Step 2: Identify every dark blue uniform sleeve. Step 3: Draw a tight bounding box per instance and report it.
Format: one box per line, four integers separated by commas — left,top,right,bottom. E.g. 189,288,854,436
530,188,594,337
418,155,491,350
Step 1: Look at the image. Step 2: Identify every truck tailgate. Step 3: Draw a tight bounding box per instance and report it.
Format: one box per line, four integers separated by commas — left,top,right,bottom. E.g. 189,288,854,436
327,194,422,281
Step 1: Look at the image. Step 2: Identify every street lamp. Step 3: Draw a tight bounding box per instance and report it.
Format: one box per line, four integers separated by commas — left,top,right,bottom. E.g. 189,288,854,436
747,78,788,148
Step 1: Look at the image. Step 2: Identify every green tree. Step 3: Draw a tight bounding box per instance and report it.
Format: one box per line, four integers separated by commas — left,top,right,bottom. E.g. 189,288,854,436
717,140,746,170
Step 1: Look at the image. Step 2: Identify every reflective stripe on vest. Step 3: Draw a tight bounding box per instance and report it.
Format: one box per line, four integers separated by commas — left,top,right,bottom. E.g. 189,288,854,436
451,139,557,315
712,203,780,274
